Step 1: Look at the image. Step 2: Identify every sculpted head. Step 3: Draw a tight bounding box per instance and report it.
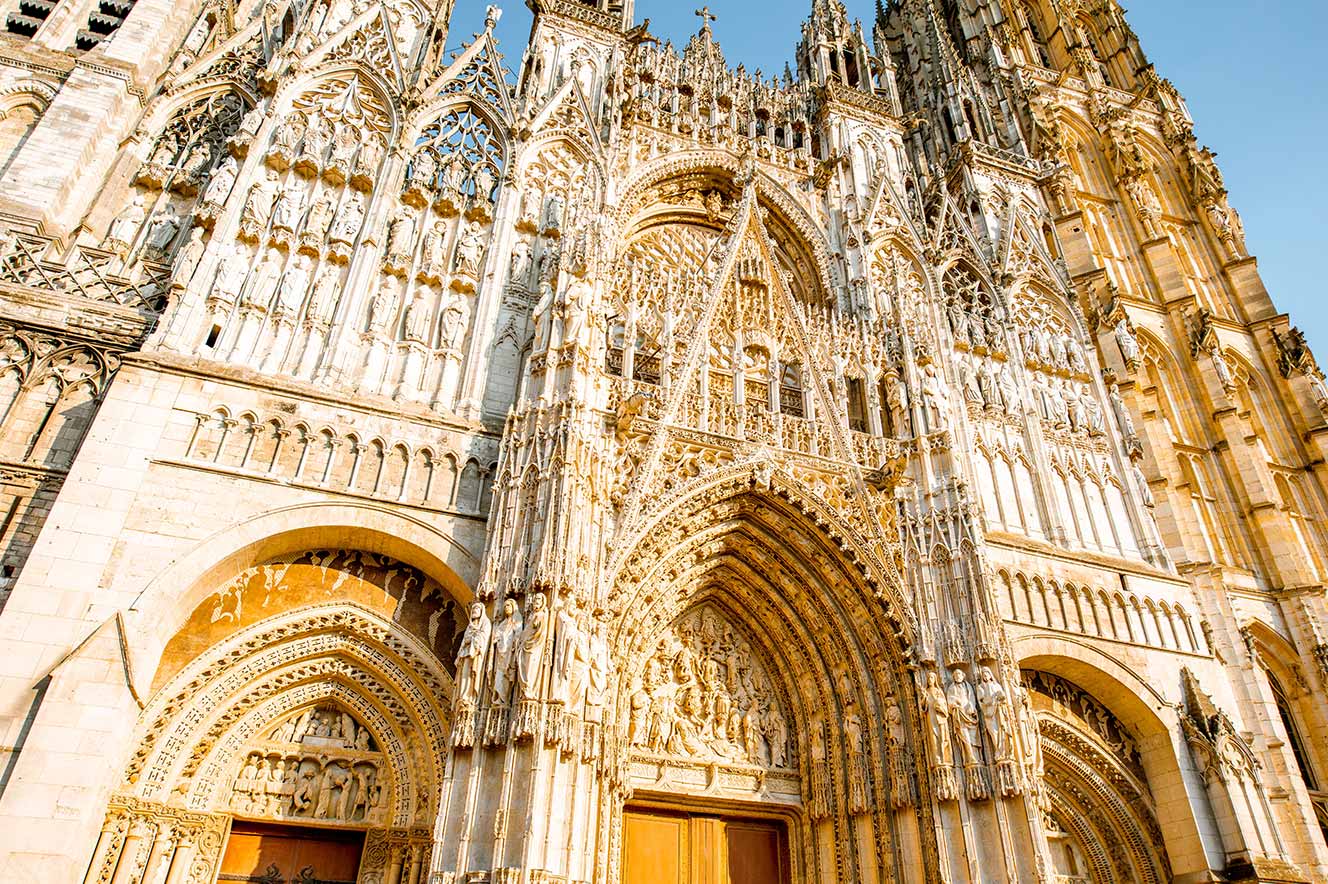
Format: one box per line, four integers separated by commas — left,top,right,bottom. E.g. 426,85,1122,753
951,667,967,684
468,601,486,622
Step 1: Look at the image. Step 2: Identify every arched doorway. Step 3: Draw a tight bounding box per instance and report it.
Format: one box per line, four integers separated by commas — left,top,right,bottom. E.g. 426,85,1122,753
605,470,926,884
83,549,465,884
1022,669,1172,883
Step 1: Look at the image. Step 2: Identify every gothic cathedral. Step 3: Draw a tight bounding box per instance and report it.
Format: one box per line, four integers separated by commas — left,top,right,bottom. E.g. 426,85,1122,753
0,0,1324,880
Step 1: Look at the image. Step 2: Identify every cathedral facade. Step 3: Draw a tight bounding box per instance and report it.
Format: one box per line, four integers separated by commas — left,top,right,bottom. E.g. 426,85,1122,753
0,0,1325,880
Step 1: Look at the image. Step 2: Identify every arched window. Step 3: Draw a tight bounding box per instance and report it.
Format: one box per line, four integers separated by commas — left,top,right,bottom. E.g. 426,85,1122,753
780,363,805,418
1267,672,1319,793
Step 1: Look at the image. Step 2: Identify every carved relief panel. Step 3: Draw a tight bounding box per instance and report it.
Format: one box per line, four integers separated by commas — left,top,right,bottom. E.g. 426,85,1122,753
626,604,794,771
228,704,391,827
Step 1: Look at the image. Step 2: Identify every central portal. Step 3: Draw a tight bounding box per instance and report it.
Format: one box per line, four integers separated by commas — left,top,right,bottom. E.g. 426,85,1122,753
622,806,790,884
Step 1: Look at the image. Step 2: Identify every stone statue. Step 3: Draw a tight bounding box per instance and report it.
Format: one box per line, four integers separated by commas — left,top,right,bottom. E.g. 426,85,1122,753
107,196,146,249
454,221,485,276
241,171,281,230
201,156,239,207
273,112,305,153
387,208,417,258
403,290,431,343
488,598,523,706
275,255,312,315
516,593,549,701
454,602,491,709
921,669,951,765
560,272,592,350
330,192,365,243
367,276,401,336
144,209,181,256
975,666,1015,761
1132,461,1155,508
409,149,437,188
213,243,250,306
763,704,788,767
306,265,340,326
438,292,469,351
920,363,949,431
1115,317,1140,367
272,180,306,231
330,122,359,165
946,668,982,768
172,227,206,284
553,594,590,710
303,190,335,242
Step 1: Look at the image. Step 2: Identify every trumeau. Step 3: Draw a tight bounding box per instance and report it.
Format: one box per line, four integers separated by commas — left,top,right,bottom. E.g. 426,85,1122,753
0,0,1324,882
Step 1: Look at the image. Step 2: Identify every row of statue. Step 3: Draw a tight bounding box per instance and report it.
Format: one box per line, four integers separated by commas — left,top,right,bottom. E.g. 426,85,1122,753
919,665,1040,802
453,593,611,719
231,753,386,823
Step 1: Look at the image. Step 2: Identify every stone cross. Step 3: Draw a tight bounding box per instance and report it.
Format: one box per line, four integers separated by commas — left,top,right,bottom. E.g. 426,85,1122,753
695,6,716,27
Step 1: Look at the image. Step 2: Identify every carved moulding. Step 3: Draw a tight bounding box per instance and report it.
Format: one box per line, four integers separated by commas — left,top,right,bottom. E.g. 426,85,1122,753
121,603,452,834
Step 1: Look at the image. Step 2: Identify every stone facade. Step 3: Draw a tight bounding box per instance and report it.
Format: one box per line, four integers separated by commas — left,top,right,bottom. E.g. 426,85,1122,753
0,0,1324,881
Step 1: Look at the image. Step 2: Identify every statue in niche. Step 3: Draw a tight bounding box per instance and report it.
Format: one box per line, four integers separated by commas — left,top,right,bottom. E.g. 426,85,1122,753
420,220,447,275
921,669,952,765
106,195,146,251
920,363,949,431
245,248,284,310
454,602,491,710
508,238,532,287
960,363,981,406
144,208,181,258
553,594,590,711
180,141,213,183
172,227,207,285
1014,684,1042,774
386,207,417,259
438,291,469,351
976,667,1015,761
1132,461,1155,508
201,155,239,208
272,112,306,154
403,289,431,344
330,191,365,244
764,704,788,767
409,149,437,189
241,170,281,233
439,154,465,197
303,190,335,244
454,220,486,277
947,668,983,768
977,359,997,408
237,105,264,141
560,272,592,351
367,276,401,336
272,180,306,232
488,598,523,706
293,766,318,812
330,122,359,166
628,677,649,745
275,255,312,316
516,593,550,701
471,164,495,210
212,242,250,308
586,621,609,720
306,265,341,326
948,303,970,345
542,193,563,233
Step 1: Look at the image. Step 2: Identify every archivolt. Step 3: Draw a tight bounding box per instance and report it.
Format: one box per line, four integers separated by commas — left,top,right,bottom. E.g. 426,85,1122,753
120,603,452,829
1039,717,1171,883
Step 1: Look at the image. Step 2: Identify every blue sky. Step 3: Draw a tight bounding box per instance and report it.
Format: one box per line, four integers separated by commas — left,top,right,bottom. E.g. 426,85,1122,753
449,0,1327,351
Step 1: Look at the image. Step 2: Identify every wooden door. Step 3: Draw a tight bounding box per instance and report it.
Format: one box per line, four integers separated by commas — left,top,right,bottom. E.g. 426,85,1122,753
218,822,365,884
622,807,788,884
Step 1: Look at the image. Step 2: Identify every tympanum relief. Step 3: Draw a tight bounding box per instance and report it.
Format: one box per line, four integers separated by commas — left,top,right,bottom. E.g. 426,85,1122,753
229,704,390,827
627,604,793,772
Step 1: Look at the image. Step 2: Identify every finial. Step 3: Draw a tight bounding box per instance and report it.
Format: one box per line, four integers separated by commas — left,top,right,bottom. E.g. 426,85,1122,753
695,6,717,29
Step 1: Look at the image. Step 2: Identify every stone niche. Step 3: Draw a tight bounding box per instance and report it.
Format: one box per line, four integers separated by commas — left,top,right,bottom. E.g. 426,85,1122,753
228,704,391,828
155,549,469,690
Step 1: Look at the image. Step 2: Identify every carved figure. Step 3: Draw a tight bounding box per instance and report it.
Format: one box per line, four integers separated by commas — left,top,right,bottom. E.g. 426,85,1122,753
947,668,983,768
922,669,952,765
976,667,1015,760
201,156,239,206
454,602,491,709
516,593,549,700
488,598,523,706
107,196,147,250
